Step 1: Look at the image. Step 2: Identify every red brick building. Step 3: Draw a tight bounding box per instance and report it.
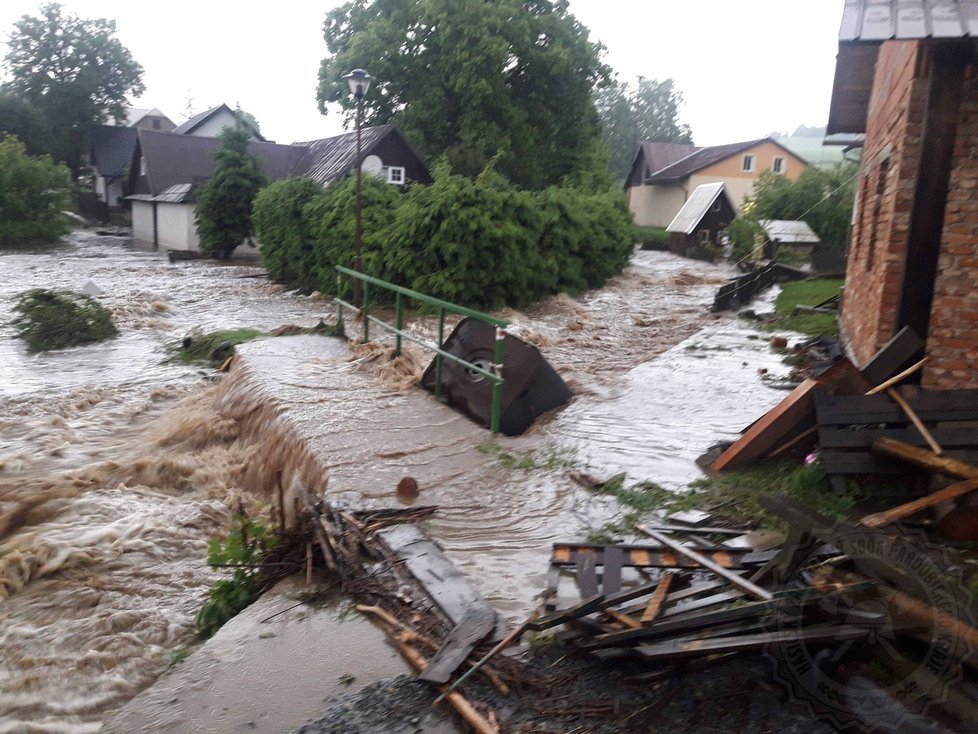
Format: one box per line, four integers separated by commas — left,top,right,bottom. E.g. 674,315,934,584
827,1,978,389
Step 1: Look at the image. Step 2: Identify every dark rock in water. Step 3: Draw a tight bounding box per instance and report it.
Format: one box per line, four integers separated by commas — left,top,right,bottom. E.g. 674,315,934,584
182,335,194,350
396,477,419,501
208,341,235,363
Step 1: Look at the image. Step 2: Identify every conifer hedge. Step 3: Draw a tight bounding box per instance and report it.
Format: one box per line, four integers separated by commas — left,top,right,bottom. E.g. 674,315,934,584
252,163,634,309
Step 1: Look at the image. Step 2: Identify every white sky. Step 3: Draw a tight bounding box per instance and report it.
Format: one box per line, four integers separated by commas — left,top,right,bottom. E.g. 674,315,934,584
0,0,843,146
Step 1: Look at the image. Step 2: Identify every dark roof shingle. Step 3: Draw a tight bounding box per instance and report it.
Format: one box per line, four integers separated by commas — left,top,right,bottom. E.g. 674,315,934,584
644,138,805,183
640,141,699,175
294,124,394,186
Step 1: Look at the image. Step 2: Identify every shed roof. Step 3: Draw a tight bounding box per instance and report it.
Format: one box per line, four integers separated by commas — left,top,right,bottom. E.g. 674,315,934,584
91,125,138,179
666,182,731,234
758,219,821,244
839,0,978,42
828,2,978,134
136,130,311,196
645,138,804,184
294,124,406,186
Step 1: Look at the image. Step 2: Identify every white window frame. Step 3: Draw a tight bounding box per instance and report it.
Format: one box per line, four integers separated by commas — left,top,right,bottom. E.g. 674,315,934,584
772,156,785,175
386,166,406,184
742,154,755,173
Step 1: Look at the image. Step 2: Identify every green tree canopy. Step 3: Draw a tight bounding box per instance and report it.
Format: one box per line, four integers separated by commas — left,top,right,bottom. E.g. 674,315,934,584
316,0,610,189
0,90,50,155
595,77,693,183
194,125,267,259
748,163,858,250
3,3,145,173
0,135,71,246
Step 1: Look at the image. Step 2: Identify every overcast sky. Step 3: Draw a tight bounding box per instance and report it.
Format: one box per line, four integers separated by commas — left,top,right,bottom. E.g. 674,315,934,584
0,1,843,146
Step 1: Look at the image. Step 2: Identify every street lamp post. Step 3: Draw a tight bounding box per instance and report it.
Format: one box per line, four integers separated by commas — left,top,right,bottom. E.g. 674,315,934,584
342,68,373,308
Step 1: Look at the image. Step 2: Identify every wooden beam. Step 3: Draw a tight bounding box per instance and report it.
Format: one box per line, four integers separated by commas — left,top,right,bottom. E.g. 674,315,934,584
872,437,978,479
860,478,978,528
640,573,674,625
636,526,773,601
865,357,928,395
886,388,943,455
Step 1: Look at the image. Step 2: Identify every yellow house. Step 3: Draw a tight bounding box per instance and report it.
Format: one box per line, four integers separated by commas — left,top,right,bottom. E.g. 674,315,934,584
626,137,809,228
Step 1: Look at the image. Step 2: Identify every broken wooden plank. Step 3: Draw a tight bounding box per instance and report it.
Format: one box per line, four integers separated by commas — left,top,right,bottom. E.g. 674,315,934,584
872,437,978,480
377,524,497,627
860,478,978,528
602,546,623,595
604,608,642,629
550,543,763,571
641,573,674,625
865,357,928,395
711,359,869,471
575,552,599,599
886,388,944,455
816,389,978,425
632,625,871,663
419,606,496,684
636,526,774,601
860,326,925,387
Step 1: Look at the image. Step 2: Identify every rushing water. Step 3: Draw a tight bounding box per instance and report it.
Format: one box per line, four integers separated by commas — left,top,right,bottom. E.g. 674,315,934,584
0,232,332,733
0,232,793,732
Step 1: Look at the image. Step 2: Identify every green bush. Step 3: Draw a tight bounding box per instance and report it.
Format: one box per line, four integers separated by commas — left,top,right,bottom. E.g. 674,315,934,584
0,136,72,246
253,176,327,289
195,514,276,639
12,288,117,352
253,162,636,310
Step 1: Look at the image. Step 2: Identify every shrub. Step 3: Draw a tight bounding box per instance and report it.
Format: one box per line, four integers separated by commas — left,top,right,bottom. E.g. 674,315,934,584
0,135,72,246
253,176,327,289
195,513,276,639
12,288,117,352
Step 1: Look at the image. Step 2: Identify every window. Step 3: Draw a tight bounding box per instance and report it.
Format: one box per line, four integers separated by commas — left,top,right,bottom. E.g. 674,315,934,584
383,166,406,184
139,156,147,176
772,156,785,174
699,229,711,244
152,119,161,130
742,154,755,173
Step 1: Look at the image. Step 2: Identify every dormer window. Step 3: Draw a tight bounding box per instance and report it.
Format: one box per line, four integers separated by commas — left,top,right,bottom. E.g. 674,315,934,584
742,154,755,173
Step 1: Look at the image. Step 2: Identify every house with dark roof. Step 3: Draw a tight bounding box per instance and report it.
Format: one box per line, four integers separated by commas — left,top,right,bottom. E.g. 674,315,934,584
626,137,808,229
827,0,978,390
126,124,430,253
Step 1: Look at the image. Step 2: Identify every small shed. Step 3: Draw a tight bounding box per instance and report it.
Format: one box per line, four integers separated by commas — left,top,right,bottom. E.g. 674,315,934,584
665,182,736,259
758,219,821,262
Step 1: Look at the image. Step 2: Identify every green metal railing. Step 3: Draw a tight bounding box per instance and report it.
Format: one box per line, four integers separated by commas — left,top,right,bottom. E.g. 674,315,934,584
334,265,509,433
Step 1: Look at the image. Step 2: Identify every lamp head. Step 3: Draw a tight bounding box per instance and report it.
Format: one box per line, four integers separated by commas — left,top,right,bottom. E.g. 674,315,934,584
343,69,373,99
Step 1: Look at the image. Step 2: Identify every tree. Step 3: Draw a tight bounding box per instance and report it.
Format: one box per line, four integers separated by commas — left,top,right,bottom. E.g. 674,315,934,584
0,135,71,246
0,90,50,155
3,3,144,173
749,163,857,250
316,0,610,189
194,125,267,259
595,78,693,183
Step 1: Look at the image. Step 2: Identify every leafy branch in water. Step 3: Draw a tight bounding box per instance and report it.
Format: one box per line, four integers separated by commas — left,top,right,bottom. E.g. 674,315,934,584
12,288,117,352
195,513,277,639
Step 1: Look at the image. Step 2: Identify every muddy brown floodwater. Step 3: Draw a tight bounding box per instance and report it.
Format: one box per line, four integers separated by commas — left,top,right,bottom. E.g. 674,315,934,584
0,232,792,732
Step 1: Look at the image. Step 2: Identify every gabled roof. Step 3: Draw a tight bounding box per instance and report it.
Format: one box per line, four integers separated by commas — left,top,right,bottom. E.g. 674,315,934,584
638,141,699,175
666,183,732,234
91,125,138,179
645,138,805,184
126,107,172,127
172,103,266,141
294,124,426,186
759,219,821,244
136,130,311,196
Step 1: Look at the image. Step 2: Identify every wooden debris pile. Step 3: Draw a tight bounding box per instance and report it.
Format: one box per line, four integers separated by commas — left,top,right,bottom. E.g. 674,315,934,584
525,502,977,730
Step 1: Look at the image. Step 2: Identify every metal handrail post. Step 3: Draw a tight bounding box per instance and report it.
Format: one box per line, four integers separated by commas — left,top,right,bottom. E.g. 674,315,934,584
490,326,506,434
435,306,445,398
336,272,344,325
362,281,370,342
394,292,403,356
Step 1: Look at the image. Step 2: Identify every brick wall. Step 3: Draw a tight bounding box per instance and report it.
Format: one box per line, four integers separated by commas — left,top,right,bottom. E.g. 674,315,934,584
923,61,978,389
841,41,928,365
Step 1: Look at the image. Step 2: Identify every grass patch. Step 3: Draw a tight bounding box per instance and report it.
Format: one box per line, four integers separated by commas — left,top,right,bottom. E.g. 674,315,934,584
635,225,670,247
766,278,844,337
12,288,117,352
686,459,857,530
477,440,576,471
